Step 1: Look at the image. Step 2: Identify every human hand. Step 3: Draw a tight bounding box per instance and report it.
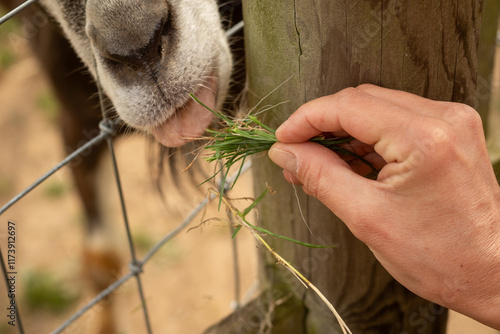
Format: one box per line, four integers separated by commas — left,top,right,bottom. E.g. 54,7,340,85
268,84,500,329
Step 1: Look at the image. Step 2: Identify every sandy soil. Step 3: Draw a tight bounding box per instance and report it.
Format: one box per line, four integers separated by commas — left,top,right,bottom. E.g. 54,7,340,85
0,44,498,334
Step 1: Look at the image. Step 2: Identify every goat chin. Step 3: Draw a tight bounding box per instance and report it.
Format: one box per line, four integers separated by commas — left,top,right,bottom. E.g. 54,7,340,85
152,76,217,148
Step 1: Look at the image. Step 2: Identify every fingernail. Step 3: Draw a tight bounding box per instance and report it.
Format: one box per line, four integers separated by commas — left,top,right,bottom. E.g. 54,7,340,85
268,147,297,174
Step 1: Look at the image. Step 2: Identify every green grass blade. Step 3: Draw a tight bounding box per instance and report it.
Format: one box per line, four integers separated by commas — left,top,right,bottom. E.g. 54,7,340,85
230,156,247,191
231,225,242,239
244,217,335,249
242,187,270,217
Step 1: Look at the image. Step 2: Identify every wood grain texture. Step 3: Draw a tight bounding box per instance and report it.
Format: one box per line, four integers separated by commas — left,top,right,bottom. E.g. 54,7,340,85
206,0,484,333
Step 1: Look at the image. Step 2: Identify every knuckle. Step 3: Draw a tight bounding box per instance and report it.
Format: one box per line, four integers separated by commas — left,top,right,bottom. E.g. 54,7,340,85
428,121,454,146
356,83,377,91
410,119,456,166
335,86,363,102
462,106,483,133
333,87,368,114
445,103,483,132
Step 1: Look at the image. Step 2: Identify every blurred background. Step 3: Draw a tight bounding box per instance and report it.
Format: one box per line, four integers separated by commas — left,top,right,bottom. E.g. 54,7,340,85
0,9,258,333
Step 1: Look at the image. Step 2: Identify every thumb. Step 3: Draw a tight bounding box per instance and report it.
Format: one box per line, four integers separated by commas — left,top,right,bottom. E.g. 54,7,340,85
268,142,380,225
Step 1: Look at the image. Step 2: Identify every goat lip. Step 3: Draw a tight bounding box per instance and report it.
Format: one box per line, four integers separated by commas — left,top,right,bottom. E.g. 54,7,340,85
152,77,216,148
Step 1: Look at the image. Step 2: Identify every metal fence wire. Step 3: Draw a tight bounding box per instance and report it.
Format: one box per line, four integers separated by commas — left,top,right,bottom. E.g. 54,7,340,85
0,1,247,333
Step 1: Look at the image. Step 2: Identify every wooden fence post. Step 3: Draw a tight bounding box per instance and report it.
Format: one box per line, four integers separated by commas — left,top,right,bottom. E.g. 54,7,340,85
205,1,484,333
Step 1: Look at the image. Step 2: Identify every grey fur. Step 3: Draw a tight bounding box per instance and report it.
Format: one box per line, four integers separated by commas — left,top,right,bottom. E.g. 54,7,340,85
39,0,232,131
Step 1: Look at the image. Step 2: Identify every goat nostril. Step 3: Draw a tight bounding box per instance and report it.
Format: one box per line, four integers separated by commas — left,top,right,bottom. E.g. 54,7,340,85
85,0,172,68
96,17,168,68
157,44,164,59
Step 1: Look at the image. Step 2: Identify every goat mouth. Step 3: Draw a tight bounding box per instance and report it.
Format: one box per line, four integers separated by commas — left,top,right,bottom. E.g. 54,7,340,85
152,76,216,147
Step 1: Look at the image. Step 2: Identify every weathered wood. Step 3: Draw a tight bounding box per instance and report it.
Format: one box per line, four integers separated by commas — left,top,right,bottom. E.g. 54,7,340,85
204,291,306,334
240,1,483,333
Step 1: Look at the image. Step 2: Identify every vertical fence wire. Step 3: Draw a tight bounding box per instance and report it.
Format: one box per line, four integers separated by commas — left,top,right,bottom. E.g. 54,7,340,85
0,2,247,333
220,165,242,310
93,62,153,333
106,136,154,334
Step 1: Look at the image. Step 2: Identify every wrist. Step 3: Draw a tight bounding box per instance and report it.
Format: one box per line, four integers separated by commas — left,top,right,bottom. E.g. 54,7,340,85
446,203,500,330
454,264,500,330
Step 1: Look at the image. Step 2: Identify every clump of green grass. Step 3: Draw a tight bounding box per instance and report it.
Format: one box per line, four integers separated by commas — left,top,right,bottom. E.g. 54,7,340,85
23,270,79,312
190,94,372,249
132,231,155,253
37,89,60,122
43,180,67,198
0,11,20,71
191,94,378,194
0,48,15,69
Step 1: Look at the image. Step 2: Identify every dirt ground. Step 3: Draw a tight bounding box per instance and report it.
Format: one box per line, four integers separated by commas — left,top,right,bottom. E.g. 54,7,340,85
0,32,499,334
0,45,258,333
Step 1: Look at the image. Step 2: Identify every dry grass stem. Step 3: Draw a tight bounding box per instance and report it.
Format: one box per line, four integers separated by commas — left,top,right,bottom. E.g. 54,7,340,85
210,187,351,334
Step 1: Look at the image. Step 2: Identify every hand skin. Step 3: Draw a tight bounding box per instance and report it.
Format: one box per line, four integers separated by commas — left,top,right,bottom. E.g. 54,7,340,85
268,84,500,329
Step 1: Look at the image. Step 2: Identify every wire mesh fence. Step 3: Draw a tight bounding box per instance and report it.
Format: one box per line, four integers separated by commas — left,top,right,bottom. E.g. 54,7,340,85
0,1,247,333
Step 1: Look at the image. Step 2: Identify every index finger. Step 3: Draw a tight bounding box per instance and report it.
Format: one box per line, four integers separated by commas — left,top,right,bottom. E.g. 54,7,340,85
275,86,418,146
